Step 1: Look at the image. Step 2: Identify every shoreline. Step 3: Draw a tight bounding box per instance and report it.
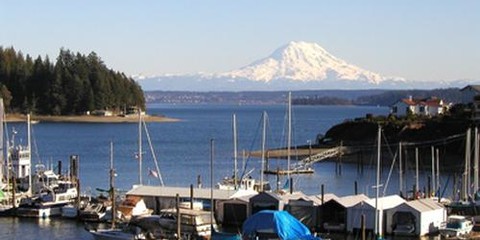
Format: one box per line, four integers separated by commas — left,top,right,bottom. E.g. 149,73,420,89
5,114,180,123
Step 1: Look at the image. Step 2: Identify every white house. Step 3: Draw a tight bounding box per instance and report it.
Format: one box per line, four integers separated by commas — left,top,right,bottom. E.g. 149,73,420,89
391,97,448,117
347,195,405,233
385,198,446,236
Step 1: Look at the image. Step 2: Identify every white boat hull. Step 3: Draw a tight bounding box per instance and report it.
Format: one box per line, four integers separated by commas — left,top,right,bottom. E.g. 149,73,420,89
89,229,143,240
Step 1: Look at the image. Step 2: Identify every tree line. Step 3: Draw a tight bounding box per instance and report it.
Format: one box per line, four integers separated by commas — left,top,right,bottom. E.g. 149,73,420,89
0,46,145,115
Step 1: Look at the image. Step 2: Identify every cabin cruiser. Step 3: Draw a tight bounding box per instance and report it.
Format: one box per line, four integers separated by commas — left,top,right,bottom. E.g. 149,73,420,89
439,215,473,238
16,165,78,218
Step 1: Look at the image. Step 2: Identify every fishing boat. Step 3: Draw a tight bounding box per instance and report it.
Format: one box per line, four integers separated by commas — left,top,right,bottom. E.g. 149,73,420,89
439,215,473,238
0,102,34,215
16,164,78,218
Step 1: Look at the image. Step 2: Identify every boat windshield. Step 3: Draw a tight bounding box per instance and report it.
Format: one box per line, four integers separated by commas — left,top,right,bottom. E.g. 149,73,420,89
446,221,462,229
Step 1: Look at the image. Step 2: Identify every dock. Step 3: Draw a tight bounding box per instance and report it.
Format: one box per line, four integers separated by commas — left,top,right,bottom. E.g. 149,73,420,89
263,168,314,175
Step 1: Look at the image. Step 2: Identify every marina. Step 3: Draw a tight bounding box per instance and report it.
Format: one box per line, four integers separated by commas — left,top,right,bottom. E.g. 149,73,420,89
0,103,479,239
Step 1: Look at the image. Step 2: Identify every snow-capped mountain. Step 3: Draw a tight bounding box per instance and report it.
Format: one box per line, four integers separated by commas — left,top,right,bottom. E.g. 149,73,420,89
137,41,474,91
220,41,400,84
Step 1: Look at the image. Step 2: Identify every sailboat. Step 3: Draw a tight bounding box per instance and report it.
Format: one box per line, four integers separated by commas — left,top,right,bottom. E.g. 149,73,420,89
0,100,34,216
263,92,314,176
88,142,148,240
217,114,269,192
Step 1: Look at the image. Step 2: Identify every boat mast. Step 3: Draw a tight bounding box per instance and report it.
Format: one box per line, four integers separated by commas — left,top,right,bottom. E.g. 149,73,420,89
431,146,435,197
287,92,292,184
27,114,32,196
260,111,267,192
210,138,214,225
464,128,471,200
374,125,383,239
474,127,479,194
233,114,238,190
0,98,3,187
399,142,403,197
110,141,116,229
138,110,143,185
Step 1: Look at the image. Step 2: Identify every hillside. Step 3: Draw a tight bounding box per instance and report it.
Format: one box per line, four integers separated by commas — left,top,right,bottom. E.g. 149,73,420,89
0,47,145,115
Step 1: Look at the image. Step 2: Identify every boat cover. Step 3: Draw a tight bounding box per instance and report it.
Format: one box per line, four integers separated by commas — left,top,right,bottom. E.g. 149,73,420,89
242,210,319,240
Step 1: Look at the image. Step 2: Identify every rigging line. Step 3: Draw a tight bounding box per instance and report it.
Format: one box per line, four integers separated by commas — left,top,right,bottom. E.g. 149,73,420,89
141,117,164,186
383,151,398,196
239,112,264,180
381,128,397,160
30,124,42,164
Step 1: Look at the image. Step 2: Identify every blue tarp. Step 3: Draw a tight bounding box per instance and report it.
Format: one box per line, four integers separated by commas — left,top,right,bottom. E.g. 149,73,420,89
242,210,320,240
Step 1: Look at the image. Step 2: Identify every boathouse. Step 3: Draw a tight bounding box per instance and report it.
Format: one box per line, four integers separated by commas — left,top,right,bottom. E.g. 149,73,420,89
125,185,241,214
216,192,258,228
249,192,284,215
385,198,446,236
320,194,369,232
347,195,405,233
282,192,322,230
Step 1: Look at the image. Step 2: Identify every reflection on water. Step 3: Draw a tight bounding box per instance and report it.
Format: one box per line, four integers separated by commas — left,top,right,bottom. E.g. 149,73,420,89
0,217,93,240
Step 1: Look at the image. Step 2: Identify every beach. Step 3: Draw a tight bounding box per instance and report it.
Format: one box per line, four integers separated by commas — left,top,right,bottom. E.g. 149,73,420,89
5,114,180,123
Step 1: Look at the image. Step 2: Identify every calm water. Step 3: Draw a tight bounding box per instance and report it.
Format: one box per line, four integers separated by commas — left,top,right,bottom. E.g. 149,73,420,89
1,104,450,239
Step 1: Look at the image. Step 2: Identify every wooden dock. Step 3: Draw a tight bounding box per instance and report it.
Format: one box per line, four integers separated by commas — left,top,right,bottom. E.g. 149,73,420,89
263,168,314,175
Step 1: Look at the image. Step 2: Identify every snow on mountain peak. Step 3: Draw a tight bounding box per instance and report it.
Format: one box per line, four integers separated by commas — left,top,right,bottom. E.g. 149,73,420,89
223,41,394,84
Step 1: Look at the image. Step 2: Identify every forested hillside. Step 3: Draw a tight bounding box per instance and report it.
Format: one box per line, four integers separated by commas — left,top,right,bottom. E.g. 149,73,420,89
0,47,145,115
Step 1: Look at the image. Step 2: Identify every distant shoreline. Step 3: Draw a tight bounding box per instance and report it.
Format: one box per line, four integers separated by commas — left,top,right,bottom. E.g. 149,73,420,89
5,114,180,123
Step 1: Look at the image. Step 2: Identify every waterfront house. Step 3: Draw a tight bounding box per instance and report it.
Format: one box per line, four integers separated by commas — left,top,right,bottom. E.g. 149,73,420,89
250,191,284,215
390,96,448,117
320,194,369,232
347,195,405,233
125,185,241,215
385,198,446,236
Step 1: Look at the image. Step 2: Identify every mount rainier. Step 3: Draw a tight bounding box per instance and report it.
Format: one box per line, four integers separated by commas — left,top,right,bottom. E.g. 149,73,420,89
136,41,466,91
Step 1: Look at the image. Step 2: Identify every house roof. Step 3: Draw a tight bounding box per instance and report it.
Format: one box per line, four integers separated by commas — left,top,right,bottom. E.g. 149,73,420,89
402,198,445,212
461,85,480,93
312,193,338,205
330,194,369,208
126,185,235,200
360,195,405,210
251,191,283,202
397,97,444,107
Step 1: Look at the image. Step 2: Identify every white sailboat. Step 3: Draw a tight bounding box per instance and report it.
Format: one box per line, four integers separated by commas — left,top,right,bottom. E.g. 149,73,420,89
217,113,268,192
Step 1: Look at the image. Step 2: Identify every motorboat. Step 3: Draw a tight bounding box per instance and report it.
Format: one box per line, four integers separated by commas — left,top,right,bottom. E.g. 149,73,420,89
141,208,217,239
439,215,473,238
88,225,146,240
16,167,78,218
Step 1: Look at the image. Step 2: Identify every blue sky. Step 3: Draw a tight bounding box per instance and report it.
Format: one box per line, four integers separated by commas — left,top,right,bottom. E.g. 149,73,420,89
1,1,479,82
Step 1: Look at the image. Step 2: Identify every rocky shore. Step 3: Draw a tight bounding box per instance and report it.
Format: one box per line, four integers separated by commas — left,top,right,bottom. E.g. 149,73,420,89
5,114,180,123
